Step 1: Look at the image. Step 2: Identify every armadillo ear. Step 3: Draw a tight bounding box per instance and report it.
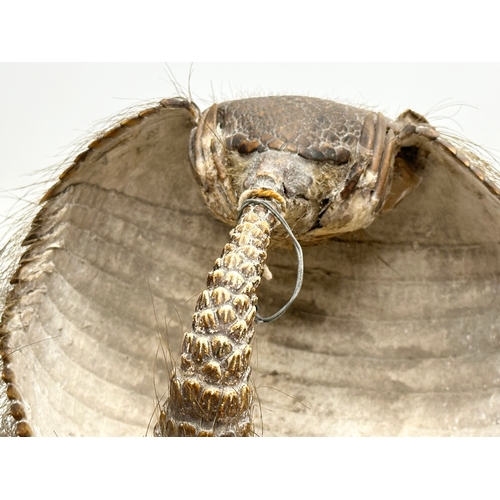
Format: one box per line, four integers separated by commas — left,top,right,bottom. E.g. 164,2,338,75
371,114,500,246
0,98,229,436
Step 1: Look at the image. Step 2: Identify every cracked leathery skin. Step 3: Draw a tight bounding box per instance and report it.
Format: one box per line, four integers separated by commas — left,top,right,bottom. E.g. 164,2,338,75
1,96,500,436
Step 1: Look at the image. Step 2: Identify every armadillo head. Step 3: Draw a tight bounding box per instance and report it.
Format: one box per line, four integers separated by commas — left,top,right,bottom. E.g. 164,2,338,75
189,96,421,243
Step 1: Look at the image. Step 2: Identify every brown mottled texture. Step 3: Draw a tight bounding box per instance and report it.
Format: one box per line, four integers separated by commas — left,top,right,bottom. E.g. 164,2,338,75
155,202,277,436
219,96,365,163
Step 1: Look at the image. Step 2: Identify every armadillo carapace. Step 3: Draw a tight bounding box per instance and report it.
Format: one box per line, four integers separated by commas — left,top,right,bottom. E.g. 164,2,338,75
2,96,500,436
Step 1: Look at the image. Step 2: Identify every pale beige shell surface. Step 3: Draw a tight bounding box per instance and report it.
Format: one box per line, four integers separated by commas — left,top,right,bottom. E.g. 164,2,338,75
1,96,500,436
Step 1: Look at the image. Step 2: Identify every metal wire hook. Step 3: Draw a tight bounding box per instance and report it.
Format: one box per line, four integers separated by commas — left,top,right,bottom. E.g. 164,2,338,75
238,198,304,323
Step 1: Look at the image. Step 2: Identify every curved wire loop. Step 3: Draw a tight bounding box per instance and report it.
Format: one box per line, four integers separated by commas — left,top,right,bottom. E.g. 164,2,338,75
238,198,304,323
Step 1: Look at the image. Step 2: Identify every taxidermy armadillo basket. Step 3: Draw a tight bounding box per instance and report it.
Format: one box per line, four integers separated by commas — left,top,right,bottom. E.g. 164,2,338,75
1,95,500,437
